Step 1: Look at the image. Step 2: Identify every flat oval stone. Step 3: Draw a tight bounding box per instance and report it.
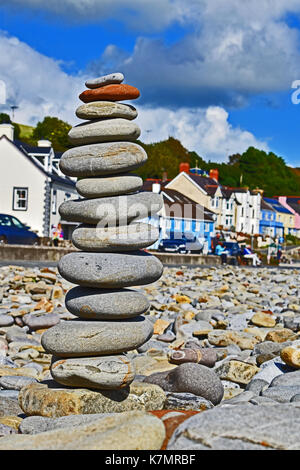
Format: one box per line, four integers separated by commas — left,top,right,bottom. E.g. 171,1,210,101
22,312,60,331
65,286,150,320
0,409,165,450
59,192,163,225
18,382,166,417
41,317,153,357
0,315,14,327
76,101,137,120
79,84,140,103
144,363,224,405
68,119,141,146
85,72,124,89
0,375,37,391
58,251,163,288
50,356,135,389
76,175,142,198
19,414,113,434
59,142,147,177
72,223,159,252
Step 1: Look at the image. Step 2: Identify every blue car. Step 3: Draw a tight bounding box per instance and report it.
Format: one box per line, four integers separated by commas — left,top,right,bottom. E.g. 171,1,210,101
0,214,39,245
159,236,203,254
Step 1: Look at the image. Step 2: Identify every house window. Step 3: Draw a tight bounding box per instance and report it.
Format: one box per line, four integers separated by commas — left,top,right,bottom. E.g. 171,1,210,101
13,187,28,211
195,222,200,231
185,221,191,231
225,216,233,227
226,201,233,211
205,223,210,232
52,189,57,214
211,197,219,208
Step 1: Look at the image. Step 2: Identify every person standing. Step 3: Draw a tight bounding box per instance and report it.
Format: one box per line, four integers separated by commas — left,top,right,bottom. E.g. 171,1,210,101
51,223,64,247
277,245,282,264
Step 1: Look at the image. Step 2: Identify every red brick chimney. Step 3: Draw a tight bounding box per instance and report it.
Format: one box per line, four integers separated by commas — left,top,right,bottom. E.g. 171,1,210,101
209,169,219,182
179,162,190,174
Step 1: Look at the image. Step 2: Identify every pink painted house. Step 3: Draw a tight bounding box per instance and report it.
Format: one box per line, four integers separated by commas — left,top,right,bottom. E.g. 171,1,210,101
278,196,300,237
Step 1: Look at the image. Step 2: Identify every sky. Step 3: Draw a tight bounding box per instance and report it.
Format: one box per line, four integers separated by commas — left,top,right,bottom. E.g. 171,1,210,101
0,0,300,166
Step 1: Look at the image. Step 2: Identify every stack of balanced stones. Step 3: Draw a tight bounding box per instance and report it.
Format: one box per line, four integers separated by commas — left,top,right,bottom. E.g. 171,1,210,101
41,72,164,392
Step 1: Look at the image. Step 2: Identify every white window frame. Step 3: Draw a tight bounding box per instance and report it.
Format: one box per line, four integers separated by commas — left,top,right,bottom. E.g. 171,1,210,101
13,187,28,211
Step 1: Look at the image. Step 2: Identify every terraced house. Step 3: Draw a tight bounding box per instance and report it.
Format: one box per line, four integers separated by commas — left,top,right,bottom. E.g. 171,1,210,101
259,198,284,238
277,196,300,238
165,165,261,235
0,123,77,239
263,197,295,237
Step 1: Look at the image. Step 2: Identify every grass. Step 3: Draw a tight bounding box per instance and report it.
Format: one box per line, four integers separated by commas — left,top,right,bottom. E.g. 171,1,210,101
16,123,34,139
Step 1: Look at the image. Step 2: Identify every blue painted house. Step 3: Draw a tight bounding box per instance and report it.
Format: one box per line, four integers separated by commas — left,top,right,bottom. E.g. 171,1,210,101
259,198,284,238
142,181,216,251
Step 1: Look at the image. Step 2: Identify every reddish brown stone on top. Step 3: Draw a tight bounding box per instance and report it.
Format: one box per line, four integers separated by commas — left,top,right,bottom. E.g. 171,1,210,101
79,84,140,103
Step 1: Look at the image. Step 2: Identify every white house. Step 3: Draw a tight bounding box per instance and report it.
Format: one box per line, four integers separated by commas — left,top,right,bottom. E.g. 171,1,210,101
0,123,77,239
233,188,261,235
164,165,261,236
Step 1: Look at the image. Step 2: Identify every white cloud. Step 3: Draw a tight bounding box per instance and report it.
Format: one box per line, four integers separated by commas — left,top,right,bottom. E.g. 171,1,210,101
3,1,300,107
0,30,271,163
87,1,300,107
136,105,269,162
0,0,184,32
0,31,82,126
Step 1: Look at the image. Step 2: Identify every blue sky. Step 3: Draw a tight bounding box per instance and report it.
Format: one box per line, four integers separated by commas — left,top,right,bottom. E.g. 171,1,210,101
1,0,300,167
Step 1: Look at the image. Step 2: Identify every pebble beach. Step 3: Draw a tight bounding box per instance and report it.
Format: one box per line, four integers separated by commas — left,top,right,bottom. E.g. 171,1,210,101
0,263,299,450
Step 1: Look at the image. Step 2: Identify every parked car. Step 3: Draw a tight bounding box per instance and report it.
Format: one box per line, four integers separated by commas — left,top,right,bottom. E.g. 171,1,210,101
0,214,39,245
159,236,204,254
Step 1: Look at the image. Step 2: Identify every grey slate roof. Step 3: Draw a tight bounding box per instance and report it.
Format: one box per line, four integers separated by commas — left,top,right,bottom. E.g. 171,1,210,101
162,188,215,222
12,138,75,188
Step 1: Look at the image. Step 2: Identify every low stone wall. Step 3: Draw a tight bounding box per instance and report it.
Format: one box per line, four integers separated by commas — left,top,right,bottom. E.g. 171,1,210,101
0,244,229,266
0,244,77,262
150,252,224,266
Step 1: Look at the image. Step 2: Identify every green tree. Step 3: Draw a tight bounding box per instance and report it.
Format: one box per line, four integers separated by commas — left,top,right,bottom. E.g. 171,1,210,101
136,137,193,180
32,116,72,152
